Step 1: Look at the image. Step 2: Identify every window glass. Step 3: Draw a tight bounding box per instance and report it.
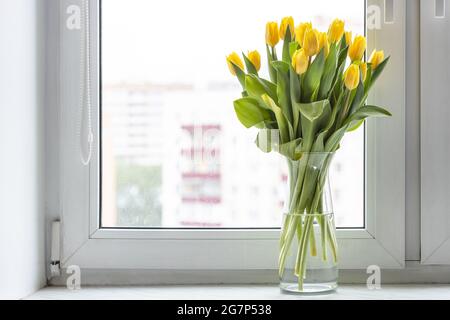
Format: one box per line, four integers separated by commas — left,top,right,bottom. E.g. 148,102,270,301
101,0,365,228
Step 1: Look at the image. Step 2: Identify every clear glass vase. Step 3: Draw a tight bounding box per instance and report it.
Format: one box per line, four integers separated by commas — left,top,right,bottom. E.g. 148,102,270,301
279,152,338,294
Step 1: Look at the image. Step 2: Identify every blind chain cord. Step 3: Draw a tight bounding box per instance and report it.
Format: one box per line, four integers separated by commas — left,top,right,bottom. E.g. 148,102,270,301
79,0,93,166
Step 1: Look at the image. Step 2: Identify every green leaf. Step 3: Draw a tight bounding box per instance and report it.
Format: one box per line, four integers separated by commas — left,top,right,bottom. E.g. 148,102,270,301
262,94,293,143
339,37,348,52
242,53,258,75
303,49,326,102
293,99,331,123
266,45,277,84
348,80,365,114
260,78,278,96
290,67,301,104
290,67,301,134
272,60,290,74
256,130,303,160
255,129,280,153
311,132,325,152
233,97,273,128
289,41,299,58
325,125,348,152
364,64,372,92
370,56,390,87
316,101,339,141
281,139,304,159
230,61,246,88
245,74,278,107
318,43,338,100
344,105,392,126
279,138,303,160
310,100,341,153
346,119,364,132
272,61,293,125
337,45,349,67
329,46,349,100
293,99,332,152
282,26,292,63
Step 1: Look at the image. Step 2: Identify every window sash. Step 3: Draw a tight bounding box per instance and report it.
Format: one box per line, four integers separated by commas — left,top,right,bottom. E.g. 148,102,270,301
420,0,450,265
58,0,406,271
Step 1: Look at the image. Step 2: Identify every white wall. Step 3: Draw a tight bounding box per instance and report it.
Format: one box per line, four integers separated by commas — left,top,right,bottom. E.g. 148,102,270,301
0,0,46,299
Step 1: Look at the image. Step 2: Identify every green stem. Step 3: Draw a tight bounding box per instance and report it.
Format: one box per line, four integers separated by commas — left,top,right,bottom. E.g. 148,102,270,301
336,90,351,129
295,216,313,290
296,215,303,245
309,223,317,257
296,155,337,290
279,156,310,277
326,218,339,263
279,154,339,288
320,216,328,261
279,215,299,277
280,214,291,250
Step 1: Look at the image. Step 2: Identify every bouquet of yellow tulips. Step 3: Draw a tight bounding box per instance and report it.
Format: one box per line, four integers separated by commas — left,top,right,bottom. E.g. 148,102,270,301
227,17,391,291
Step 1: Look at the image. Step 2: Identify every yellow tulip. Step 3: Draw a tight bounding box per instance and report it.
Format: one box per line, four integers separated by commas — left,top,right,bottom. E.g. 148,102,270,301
348,35,366,62
369,50,385,69
266,21,280,47
360,62,367,82
226,52,244,76
247,50,261,71
295,22,312,47
344,64,360,90
279,16,294,40
318,32,330,57
291,48,309,75
328,19,345,43
303,28,319,56
345,31,352,47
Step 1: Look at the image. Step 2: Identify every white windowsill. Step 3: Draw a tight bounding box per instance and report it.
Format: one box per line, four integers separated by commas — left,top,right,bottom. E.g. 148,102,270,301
26,285,450,300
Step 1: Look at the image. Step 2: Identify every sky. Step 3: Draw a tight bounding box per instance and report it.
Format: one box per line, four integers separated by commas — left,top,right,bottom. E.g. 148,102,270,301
102,0,365,84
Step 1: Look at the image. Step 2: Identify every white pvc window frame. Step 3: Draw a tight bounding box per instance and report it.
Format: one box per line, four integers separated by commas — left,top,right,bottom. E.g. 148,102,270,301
58,0,406,272
420,0,450,265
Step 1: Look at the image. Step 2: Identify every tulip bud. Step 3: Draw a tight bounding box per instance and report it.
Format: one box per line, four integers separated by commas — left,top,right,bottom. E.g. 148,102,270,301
266,22,280,47
247,50,261,72
344,64,360,90
360,62,367,82
345,31,352,47
291,48,309,75
318,32,330,57
348,35,366,62
295,22,312,47
369,50,385,69
303,28,319,56
279,16,294,40
226,52,245,76
328,19,345,43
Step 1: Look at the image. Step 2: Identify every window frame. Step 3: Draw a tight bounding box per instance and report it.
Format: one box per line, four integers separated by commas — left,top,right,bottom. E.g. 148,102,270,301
420,0,450,265
58,0,406,272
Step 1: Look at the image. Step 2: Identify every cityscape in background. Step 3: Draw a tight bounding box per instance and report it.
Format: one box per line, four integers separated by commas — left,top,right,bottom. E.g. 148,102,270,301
101,0,365,228
102,81,364,228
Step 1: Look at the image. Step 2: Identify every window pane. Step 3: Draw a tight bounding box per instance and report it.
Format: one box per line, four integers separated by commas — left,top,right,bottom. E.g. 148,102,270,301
101,0,365,228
